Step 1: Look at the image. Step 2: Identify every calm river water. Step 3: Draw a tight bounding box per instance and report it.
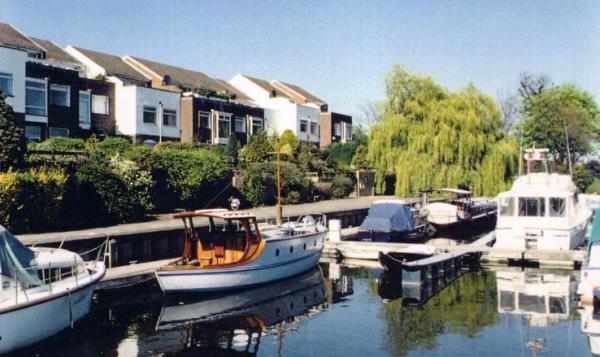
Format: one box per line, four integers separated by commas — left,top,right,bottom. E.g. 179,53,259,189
14,262,593,356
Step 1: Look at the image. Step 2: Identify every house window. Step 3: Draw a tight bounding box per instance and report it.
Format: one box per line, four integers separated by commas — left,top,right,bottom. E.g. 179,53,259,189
79,91,90,125
251,117,263,134
198,111,211,128
25,79,47,116
92,95,109,115
234,116,246,132
25,125,41,142
49,127,69,138
50,84,70,107
300,120,308,133
0,72,13,96
143,106,157,124
345,124,352,140
333,122,341,136
217,113,231,140
310,122,318,136
162,109,177,127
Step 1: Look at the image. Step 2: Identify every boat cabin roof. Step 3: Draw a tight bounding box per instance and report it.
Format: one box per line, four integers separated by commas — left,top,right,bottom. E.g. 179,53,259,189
500,173,577,197
173,209,256,220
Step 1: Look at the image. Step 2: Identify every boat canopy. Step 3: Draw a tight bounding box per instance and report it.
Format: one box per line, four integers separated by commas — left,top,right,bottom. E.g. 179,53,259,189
361,202,415,232
0,226,40,288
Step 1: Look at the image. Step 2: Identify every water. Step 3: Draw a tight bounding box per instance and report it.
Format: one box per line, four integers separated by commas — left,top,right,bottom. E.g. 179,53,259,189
13,261,594,357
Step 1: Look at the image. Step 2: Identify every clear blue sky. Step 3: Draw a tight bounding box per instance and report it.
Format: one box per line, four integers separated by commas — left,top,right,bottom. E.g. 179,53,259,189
1,0,598,119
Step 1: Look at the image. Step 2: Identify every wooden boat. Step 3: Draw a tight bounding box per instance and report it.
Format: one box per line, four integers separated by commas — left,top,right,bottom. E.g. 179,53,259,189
0,226,106,354
155,209,327,293
422,188,497,231
358,200,429,242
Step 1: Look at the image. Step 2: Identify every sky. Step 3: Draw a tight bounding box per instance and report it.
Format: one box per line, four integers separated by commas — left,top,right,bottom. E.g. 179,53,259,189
1,1,598,120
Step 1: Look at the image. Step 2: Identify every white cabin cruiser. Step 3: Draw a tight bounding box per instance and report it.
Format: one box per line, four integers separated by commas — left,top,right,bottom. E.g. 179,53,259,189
495,148,592,251
0,226,106,354
156,209,326,293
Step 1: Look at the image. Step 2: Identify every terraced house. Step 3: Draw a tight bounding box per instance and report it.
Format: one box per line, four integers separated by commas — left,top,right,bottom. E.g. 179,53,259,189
123,56,264,146
0,23,115,141
65,46,181,144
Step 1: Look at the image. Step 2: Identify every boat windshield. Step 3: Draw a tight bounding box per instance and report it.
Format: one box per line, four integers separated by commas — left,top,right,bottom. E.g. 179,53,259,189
0,226,41,289
518,197,545,217
499,197,515,216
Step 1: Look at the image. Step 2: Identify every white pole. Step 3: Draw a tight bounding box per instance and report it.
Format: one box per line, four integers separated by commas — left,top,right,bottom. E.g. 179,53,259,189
159,101,163,143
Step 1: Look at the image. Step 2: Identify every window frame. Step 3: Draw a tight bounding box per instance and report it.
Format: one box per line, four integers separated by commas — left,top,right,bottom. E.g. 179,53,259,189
234,116,246,133
216,112,232,141
310,122,318,136
25,125,41,142
499,196,515,217
549,197,567,217
0,72,13,96
333,122,341,136
300,119,308,133
25,78,47,117
91,94,109,115
78,90,91,126
143,105,157,125
162,108,177,127
198,111,211,129
48,127,70,138
345,123,352,140
49,84,70,107
518,197,545,217
251,117,263,134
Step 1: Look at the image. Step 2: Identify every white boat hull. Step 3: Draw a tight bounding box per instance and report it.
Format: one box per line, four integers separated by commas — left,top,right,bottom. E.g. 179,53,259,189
495,219,589,251
0,276,100,354
156,232,325,293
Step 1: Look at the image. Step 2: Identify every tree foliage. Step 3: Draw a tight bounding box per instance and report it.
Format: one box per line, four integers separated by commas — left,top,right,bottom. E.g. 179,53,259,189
0,93,26,171
517,84,599,167
240,129,274,164
369,65,518,196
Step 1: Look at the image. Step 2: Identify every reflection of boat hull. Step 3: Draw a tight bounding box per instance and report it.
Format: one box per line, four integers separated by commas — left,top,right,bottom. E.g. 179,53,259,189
157,268,326,330
156,233,325,293
358,226,427,243
0,266,105,354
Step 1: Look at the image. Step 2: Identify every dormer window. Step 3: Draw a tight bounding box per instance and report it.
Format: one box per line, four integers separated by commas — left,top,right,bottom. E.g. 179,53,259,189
270,89,277,98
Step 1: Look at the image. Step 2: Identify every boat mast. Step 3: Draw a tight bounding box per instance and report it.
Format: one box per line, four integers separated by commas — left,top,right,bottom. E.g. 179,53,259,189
564,123,573,176
277,148,282,226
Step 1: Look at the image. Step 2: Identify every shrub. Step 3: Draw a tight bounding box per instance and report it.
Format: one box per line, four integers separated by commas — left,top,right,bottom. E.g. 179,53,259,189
96,137,132,157
327,141,358,168
286,191,301,204
29,137,85,151
240,130,274,164
0,93,26,171
573,164,595,192
154,141,197,151
241,161,310,206
587,179,600,194
0,168,67,233
331,174,355,198
156,148,230,209
74,154,152,225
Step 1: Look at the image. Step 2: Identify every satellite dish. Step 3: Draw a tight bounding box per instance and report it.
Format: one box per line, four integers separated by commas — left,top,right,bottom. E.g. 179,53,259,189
162,74,172,86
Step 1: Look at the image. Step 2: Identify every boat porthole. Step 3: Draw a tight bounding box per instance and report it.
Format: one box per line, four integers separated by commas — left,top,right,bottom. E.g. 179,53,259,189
313,241,316,247
303,296,307,303
275,248,280,256
290,246,294,254
303,243,306,250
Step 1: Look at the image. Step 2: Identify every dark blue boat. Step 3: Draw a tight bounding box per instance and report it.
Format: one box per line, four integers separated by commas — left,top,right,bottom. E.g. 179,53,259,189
358,200,427,242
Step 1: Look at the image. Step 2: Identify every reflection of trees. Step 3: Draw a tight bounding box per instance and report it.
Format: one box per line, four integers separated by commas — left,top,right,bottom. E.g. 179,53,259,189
380,271,498,356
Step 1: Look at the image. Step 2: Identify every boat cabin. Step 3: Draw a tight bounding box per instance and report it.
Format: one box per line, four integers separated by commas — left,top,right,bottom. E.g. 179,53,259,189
169,209,265,269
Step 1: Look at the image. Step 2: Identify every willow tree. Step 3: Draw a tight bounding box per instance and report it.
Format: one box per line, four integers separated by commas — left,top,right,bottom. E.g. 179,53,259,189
369,66,518,197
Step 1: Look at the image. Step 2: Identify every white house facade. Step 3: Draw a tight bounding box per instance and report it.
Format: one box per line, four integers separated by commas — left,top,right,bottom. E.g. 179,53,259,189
64,46,180,142
0,46,27,114
229,74,320,144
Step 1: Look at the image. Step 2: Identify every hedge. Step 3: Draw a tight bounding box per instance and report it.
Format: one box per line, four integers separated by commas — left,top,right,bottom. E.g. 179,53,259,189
0,168,67,233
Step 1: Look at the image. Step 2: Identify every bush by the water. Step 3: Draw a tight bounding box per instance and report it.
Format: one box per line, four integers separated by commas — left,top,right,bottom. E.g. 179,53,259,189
241,161,311,207
331,174,355,198
0,168,67,232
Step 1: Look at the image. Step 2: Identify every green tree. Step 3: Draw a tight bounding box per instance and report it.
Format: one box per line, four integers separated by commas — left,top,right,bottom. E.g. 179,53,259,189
279,129,300,154
517,85,599,167
0,93,26,171
351,144,370,169
369,65,518,196
240,129,274,164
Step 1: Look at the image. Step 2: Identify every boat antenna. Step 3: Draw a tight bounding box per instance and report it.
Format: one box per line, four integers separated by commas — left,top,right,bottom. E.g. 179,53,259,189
564,122,573,176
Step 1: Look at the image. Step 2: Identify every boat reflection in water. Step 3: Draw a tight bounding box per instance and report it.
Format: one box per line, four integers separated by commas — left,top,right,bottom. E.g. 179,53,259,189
496,269,577,354
138,267,327,355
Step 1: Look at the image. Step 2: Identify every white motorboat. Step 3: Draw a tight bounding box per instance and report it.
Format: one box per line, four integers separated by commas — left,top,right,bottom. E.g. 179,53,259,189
495,148,592,251
423,189,497,229
0,226,106,354
156,209,326,293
